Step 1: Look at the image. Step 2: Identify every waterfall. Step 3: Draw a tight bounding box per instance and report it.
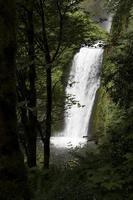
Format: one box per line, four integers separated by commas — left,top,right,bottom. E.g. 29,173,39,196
51,14,112,148
51,42,104,147
64,44,103,138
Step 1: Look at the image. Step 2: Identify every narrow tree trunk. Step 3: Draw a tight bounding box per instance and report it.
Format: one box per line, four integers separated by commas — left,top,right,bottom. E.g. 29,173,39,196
40,0,52,168
26,3,37,168
0,1,30,199
44,66,52,169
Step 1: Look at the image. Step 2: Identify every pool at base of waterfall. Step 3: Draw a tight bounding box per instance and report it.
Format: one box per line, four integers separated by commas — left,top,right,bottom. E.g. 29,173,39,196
50,136,87,148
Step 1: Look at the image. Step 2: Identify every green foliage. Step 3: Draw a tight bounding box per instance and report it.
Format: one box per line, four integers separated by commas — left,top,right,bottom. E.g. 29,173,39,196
91,87,126,142
84,1,133,199
62,10,107,45
103,32,133,108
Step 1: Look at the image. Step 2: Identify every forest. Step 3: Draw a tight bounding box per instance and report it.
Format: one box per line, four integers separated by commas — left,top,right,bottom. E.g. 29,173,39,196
0,0,133,199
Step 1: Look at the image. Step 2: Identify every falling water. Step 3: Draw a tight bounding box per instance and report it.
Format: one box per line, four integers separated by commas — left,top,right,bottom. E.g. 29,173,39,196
64,44,103,138
51,42,104,147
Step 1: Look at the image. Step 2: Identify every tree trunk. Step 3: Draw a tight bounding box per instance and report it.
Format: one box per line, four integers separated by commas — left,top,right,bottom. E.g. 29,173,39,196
44,66,52,169
0,1,30,199
40,0,52,168
18,0,37,168
26,2,37,168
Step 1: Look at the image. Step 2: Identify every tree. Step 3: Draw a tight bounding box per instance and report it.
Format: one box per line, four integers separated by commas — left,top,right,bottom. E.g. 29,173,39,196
0,1,30,199
17,0,38,168
26,0,37,168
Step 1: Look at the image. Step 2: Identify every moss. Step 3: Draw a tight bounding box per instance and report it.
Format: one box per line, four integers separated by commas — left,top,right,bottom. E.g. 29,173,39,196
90,87,106,142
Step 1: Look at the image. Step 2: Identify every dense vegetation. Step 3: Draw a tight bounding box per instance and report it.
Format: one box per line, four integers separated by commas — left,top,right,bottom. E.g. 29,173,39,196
0,0,133,200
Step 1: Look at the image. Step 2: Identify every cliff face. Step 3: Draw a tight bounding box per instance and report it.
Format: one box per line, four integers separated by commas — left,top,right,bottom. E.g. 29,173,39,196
91,0,133,143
